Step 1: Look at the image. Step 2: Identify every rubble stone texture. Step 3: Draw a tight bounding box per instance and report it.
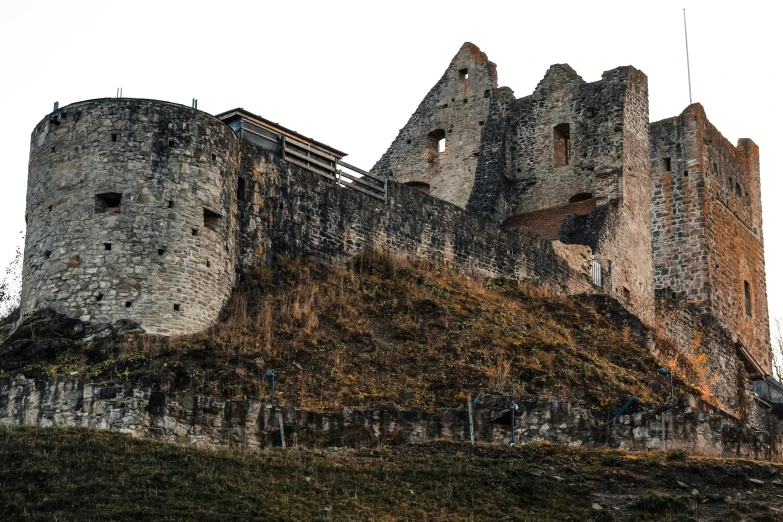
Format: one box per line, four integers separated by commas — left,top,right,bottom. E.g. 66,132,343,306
651,105,771,372
16,43,771,414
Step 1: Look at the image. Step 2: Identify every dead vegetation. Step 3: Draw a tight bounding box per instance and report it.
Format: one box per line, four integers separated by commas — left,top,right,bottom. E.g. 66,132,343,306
2,251,699,416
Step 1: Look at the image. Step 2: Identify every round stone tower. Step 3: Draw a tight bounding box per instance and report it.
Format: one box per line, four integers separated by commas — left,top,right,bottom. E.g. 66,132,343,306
20,98,240,335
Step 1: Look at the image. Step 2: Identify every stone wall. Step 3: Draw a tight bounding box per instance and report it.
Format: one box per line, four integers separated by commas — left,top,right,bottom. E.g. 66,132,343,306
651,104,771,373
21,99,240,335
237,145,595,296
1,376,780,460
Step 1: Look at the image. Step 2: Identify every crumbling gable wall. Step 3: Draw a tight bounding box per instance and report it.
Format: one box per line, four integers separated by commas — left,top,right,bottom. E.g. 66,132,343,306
651,105,771,372
370,43,497,209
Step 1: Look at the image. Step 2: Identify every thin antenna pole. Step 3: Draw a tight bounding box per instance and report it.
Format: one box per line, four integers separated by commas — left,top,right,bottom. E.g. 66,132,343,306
683,8,693,105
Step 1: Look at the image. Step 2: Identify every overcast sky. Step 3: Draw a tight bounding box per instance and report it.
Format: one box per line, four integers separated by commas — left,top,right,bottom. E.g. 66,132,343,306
0,1,780,323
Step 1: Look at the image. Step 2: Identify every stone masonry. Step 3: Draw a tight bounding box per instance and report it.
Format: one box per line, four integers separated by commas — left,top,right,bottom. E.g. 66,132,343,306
651,104,771,374
14,43,772,425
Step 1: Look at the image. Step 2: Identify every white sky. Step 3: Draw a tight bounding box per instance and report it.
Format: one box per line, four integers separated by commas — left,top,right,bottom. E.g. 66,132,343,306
0,1,780,322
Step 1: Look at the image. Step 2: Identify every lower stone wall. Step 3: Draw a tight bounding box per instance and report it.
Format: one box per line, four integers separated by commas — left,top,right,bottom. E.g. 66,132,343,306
2,376,780,460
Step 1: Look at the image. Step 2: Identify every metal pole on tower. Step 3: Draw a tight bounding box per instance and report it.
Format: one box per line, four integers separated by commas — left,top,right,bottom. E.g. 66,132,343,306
683,8,693,105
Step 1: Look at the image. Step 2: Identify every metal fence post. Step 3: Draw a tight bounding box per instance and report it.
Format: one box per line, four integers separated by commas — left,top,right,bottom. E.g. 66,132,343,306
277,412,286,448
467,396,475,445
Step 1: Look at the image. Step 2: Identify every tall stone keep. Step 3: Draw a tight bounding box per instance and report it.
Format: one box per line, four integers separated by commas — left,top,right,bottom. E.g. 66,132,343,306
651,104,771,374
21,99,240,335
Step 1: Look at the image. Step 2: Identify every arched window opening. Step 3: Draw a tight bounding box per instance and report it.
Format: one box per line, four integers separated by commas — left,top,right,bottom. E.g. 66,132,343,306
427,129,446,153
405,181,431,195
569,192,593,203
744,281,752,316
553,123,571,167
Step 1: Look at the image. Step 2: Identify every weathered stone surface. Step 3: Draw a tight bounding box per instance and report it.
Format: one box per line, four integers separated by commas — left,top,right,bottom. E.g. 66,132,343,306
650,104,770,374
2,376,782,460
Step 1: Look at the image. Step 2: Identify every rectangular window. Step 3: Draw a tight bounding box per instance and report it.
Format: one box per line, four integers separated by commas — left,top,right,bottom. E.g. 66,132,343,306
94,192,122,213
237,177,246,202
745,281,752,316
663,157,671,171
458,68,468,80
553,123,571,167
203,208,223,232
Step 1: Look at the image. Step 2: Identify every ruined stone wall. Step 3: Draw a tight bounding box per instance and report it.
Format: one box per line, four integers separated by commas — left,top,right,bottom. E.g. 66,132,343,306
2,376,780,460
236,145,595,296
468,65,654,322
651,105,771,373
20,99,240,335
370,43,497,209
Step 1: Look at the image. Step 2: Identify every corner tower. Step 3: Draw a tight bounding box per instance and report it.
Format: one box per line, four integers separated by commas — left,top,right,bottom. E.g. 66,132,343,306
651,104,771,373
20,99,240,335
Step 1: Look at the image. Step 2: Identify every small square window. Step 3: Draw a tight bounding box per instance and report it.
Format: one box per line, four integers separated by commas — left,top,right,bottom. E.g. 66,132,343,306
158,248,166,256
95,192,122,213
458,68,469,80
203,208,222,232
169,140,176,148
111,134,117,142
104,243,111,251
174,304,181,312
192,228,199,236
125,301,132,308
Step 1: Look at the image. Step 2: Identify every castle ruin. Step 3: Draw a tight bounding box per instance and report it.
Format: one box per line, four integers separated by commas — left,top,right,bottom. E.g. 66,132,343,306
17,43,773,420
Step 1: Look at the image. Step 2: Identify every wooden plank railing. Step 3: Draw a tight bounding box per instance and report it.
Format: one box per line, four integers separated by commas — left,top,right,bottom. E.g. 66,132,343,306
281,135,386,202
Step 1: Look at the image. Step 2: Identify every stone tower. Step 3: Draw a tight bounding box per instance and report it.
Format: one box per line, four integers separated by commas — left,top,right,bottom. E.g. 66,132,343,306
20,99,240,335
651,104,771,373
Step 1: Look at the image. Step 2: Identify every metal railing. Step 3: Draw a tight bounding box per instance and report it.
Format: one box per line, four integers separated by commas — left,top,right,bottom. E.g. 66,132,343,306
281,135,386,202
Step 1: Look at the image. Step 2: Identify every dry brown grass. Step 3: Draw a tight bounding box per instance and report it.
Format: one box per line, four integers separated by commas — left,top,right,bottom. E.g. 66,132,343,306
21,251,688,415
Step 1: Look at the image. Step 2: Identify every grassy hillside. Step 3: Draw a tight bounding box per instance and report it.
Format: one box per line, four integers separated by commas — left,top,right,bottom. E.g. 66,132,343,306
2,426,782,521
2,252,699,416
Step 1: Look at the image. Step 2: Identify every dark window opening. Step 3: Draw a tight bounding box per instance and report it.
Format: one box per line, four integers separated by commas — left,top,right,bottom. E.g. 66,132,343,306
96,293,103,302
192,228,199,236
745,281,752,316
735,182,742,196
684,170,689,177
169,140,176,148
458,68,469,80
484,89,490,98
206,260,211,268
203,208,222,232
553,123,571,167
174,304,181,312
94,192,122,213
427,129,446,153
48,205,52,213
51,146,56,153
167,200,174,208
404,181,431,195
463,98,468,104
211,153,216,161
104,243,111,251
406,139,412,144
663,157,671,171
569,192,593,203
440,103,449,109
125,301,132,308
479,121,485,126
44,250,51,259
713,162,718,174
158,248,166,255
237,177,246,202
111,134,117,142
